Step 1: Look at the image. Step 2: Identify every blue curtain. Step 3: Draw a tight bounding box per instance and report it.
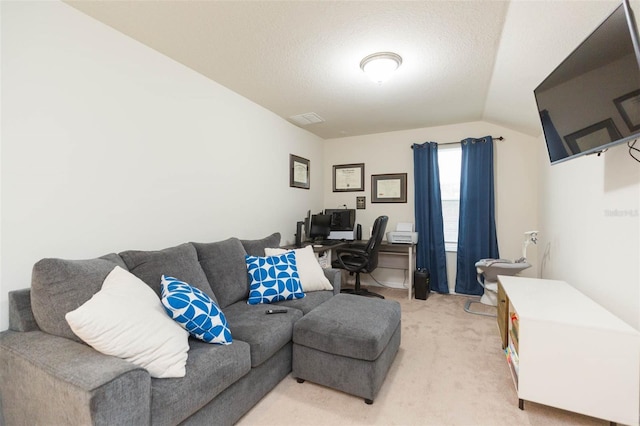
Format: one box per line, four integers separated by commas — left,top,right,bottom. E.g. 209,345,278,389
454,137,499,295
413,142,448,293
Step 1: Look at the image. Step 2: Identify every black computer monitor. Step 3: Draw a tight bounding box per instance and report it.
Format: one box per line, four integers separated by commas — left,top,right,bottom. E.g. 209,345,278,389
309,214,331,240
324,209,355,231
303,209,311,240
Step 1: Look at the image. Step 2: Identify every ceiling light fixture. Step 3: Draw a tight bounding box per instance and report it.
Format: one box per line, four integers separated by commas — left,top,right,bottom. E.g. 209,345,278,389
360,52,402,84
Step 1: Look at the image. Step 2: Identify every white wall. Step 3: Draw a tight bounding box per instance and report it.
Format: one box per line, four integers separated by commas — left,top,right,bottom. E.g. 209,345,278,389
0,1,325,330
4,1,636,336
324,121,540,292
537,138,640,329
534,0,640,331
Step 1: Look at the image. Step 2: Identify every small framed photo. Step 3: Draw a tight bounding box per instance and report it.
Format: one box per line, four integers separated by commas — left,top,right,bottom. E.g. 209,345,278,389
372,173,407,203
289,154,310,189
356,196,366,209
614,89,640,131
564,119,621,154
333,163,365,192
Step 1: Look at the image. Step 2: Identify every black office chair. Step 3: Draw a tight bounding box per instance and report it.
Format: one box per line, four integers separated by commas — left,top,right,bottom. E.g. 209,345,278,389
332,215,388,299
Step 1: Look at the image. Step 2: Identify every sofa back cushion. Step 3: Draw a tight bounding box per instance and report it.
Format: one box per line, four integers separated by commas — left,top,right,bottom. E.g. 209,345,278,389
119,243,216,303
31,253,128,342
192,238,249,309
240,232,281,257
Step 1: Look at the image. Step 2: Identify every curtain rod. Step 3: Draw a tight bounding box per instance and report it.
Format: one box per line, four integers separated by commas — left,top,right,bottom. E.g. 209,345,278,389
411,136,504,148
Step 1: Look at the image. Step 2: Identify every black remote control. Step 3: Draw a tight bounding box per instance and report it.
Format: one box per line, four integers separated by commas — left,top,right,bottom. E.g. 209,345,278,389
265,309,288,314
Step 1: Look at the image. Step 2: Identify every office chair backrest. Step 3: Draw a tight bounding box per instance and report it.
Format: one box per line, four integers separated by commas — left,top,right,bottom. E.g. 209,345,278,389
364,215,389,272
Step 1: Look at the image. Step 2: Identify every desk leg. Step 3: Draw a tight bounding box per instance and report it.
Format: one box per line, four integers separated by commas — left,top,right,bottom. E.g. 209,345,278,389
408,245,413,300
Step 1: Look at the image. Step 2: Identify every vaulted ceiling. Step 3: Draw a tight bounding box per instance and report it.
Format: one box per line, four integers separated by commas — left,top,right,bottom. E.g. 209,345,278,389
65,0,621,140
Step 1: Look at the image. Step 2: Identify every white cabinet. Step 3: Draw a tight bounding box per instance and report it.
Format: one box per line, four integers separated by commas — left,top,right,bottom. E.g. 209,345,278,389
498,276,639,426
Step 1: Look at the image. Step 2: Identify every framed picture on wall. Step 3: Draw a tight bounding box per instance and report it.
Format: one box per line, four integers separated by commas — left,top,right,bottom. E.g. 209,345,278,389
371,173,407,203
333,163,365,192
289,154,310,189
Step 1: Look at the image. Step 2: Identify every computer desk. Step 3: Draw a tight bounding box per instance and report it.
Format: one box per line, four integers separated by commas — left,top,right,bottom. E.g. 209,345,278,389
283,241,348,254
351,241,416,300
293,240,416,300
281,241,348,269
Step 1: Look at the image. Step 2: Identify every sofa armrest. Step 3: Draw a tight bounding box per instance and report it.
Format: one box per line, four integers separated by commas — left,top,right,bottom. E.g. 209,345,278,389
8,288,39,332
323,268,342,295
0,330,151,426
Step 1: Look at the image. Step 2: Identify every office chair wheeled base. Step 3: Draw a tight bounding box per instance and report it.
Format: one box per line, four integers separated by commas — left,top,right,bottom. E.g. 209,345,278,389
341,270,385,299
341,287,385,299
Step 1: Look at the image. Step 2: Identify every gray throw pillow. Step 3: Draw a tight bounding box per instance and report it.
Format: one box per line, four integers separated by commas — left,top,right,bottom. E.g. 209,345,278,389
240,232,281,257
31,253,127,342
192,238,249,309
119,243,216,303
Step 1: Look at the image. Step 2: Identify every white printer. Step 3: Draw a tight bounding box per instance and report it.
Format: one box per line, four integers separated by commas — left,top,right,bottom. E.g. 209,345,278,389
386,222,418,244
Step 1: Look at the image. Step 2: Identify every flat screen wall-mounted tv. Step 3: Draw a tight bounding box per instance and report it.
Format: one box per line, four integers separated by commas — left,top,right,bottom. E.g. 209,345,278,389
534,0,640,165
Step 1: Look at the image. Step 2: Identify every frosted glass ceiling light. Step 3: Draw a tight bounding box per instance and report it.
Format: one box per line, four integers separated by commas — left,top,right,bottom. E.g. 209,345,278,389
360,52,402,84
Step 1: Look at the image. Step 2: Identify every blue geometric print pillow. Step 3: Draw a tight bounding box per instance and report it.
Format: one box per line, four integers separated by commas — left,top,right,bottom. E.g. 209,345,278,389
245,252,305,305
161,276,232,345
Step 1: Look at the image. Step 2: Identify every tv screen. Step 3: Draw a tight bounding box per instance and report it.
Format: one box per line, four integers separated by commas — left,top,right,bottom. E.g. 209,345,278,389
534,0,640,164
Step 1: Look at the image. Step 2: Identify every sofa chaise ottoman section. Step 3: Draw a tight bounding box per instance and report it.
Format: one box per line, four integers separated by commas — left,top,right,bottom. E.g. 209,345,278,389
292,293,401,404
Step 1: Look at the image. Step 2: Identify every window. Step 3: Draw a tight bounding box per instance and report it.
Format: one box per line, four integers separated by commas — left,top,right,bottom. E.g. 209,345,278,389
438,146,461,251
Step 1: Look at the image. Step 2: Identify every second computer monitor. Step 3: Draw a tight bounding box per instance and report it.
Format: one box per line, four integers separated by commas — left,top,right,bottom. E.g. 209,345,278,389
325,209,356,231
309,214,332,240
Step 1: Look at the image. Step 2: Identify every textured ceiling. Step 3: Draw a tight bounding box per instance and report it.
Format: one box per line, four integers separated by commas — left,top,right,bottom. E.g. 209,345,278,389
65,0,621,140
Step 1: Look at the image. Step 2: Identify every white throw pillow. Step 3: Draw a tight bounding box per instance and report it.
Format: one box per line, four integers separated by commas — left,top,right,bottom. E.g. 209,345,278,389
65,266,189,378
265,245,333,292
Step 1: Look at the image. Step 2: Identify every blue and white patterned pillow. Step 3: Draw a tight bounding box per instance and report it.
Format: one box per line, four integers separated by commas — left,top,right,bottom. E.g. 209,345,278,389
245,252,305,305
161,276,232,345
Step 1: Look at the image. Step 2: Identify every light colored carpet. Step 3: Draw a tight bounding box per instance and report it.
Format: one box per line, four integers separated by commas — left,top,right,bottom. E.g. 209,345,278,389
237,288,608,426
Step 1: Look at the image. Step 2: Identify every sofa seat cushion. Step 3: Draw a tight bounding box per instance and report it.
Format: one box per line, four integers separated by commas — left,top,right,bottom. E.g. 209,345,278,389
119,243,216,303
272,290,334,314
150,339,251,426
222,301,303,367
30,253,128,342
192,238,249,309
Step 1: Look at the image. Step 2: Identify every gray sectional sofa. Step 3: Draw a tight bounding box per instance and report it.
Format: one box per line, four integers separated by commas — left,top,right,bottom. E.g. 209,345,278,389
0,233,342,425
